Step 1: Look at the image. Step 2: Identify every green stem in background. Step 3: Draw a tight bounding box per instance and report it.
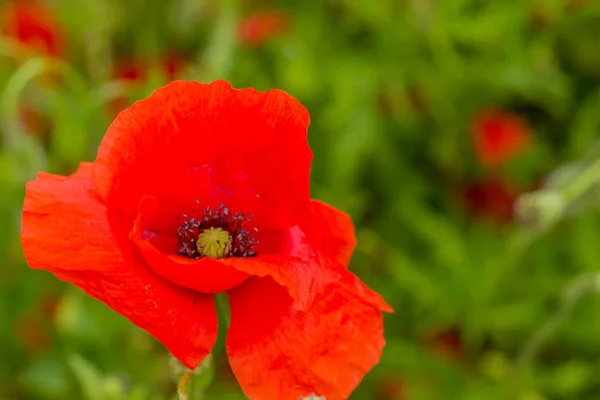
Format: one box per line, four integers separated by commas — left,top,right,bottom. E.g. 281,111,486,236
513,272,600,371
177,372,192,400
515,153,600,233
506,150,600,268
91,79,132,106
501,156,600,376
1,57,50,146
1,57,89,146
0,56,93,177
0,36,37,60
562,156,600,203
0,57,54,175
475,154,600,355
171,354,214,400
198,0,238,82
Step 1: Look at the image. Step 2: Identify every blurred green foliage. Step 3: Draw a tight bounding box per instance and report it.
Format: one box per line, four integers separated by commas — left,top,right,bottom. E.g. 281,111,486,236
3,0,600,399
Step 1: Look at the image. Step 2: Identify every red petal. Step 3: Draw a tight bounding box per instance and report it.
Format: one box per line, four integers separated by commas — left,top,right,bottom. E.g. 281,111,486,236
1,1,64,57
129,195,324,299
305,200,356,267
113,54,186,83
21,163,217,369
237,11,290,46
459,179,517,224
131,213,313,299
227,224,392,312
299,201,392,311
129,195,257,294
227,276,386,400
131,232,252,294
255,222,393,312
130,201,251,293
333,264,393,313
471,109,531,168
227,253,321,310
93,80,312,230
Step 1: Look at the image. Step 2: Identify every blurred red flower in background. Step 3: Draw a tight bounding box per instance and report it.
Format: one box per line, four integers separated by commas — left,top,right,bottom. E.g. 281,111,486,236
13,293,59,356
1,1,65,135
471,109,531,168
459,179,518,224
376,373,411,400
565,0,597,11
1,0,64,57
13,313,52,355
237,10,290,46
109,54,186,115
18,103,50,136
22,80,391,400
426,327,462,361
114,54,184,83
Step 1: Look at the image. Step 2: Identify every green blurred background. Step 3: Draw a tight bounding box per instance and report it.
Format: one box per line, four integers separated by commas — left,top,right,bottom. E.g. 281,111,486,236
3,0,600,399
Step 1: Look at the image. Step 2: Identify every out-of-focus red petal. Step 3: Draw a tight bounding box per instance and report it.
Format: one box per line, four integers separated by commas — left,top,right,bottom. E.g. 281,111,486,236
21,163,218,369
237,10,290,47
227,276,386,400
113,54,186,83
459,179,517,224
471,109,531,168
1,1,64,57
376,373,411,400
426,327,462,361
93,80,311,230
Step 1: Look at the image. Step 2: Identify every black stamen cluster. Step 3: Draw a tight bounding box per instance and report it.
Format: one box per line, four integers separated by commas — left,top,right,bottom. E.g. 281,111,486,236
176,202,258,259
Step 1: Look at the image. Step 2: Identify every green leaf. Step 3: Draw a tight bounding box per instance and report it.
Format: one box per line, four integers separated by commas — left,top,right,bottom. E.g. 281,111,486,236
67,354,106,400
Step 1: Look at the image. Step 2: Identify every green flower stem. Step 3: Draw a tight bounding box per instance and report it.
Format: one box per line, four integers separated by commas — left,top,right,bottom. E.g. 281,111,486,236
177,372,192,400
1,57,89,148
91,80,132,107
504,157,600,377
562,156,600,203
0,36,35,59
477,155,600,353
215,292,231,329
513,272,600,371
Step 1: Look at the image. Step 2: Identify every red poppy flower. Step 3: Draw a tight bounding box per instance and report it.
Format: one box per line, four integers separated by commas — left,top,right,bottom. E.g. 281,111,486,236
459,179,518,224
1,1,64,57
471,109,531,168
237,10,290,46
22,80,392,400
